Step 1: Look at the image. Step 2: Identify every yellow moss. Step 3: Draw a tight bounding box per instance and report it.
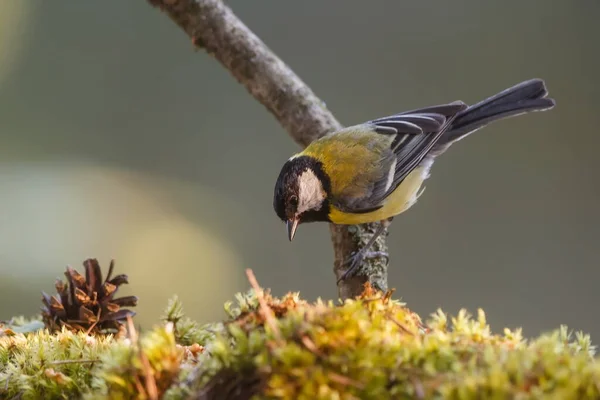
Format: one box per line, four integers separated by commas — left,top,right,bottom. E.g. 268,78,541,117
2,287,600,399
195,286,600,399
89,323,188,399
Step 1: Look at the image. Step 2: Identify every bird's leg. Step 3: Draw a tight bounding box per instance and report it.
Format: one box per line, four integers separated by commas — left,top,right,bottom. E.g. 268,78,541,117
337,218,392,283
360,251,389,260
338,250,390,282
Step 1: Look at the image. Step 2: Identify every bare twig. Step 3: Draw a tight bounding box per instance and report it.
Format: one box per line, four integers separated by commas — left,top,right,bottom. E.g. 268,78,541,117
411,376,426,399
385,313,415,336
48,359,100,365
133,376,146,399
126,315,138,344
148,0,340,147
84,309,102,336
140,351,159,400
126,315,159,400
300,335,325,358
147,0,389,298
245,269,283,344
328,371,365,390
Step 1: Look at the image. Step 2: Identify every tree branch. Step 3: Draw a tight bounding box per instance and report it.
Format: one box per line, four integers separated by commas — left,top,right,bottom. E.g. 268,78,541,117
147,0,389,298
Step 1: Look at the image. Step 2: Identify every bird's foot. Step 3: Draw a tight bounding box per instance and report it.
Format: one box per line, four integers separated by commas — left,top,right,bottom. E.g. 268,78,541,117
337,250,389,284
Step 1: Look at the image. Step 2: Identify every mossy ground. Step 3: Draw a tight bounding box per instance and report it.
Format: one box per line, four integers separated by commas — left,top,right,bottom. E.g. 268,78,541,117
1,284,599,399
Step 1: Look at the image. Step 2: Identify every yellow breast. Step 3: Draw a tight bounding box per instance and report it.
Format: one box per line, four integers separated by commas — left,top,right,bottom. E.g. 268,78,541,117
328,165,428,225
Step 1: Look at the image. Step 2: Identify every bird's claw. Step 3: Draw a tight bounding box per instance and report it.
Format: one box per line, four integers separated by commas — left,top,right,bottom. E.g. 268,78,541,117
337,250,389,284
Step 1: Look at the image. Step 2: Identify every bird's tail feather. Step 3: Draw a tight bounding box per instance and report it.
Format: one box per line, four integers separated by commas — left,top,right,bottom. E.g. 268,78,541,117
441,79,555,145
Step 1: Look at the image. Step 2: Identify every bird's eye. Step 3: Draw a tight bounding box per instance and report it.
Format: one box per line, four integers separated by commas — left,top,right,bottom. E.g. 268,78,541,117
289,195,298,207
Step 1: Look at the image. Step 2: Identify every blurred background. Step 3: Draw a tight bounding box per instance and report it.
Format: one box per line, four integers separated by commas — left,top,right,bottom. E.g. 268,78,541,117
0,1,598,339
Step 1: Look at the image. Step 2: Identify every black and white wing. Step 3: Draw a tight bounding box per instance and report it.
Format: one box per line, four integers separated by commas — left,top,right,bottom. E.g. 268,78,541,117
349,101,468,213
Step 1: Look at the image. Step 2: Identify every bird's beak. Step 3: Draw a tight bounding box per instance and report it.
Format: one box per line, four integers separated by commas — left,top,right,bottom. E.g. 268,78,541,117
286,218,299,241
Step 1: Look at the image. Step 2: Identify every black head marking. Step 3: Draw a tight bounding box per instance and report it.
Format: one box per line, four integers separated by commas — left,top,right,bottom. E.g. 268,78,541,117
273,155,331,224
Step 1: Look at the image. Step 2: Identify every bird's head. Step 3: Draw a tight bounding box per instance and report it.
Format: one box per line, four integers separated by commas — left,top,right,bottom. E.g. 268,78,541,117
273,155,331,241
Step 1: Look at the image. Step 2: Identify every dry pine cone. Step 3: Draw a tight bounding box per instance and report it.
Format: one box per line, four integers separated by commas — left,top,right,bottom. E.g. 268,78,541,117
41,258,137,334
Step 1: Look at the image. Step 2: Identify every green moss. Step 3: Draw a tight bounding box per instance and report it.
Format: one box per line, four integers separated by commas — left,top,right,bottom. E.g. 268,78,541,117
88,323,188,399
0,317,203,399
161,295,219,347
0,326,115,399
2,288,600,399
194,287,600,399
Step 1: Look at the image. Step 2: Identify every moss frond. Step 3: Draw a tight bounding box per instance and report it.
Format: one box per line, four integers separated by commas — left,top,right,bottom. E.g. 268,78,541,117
161,295,217,347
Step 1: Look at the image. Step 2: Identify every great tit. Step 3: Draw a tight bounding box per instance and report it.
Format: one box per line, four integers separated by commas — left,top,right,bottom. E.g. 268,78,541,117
273,79,555,280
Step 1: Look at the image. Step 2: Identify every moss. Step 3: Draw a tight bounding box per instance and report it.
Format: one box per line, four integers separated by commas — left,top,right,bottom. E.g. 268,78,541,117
161,295,219,347
2,286,600,399
0,325,115,399
194,286,600,399
88,323,188,399
0,317,203,399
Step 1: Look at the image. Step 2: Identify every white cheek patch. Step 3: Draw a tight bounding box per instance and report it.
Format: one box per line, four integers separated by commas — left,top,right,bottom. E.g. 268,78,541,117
297,169,326,214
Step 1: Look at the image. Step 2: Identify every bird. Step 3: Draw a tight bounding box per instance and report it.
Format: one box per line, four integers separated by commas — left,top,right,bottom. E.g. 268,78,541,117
273,79,555,281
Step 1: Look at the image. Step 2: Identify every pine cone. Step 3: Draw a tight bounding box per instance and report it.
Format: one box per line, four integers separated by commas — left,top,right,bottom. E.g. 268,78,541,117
41,258,138,334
